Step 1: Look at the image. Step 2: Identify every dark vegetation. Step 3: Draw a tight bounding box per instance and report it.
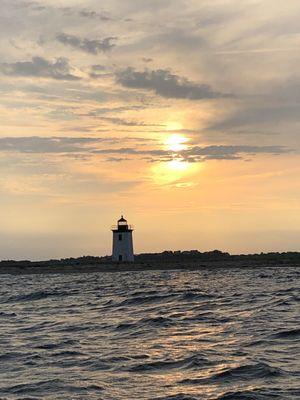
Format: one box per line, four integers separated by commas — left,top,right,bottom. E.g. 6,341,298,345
0,250,299,274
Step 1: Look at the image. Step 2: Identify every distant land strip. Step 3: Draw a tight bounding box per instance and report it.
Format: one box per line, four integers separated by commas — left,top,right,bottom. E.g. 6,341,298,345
0,250,299,275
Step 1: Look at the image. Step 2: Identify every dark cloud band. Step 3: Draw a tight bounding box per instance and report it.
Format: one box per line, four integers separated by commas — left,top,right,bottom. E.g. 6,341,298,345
0,137,290,162
57,33,116,54
0,57,80,80
116,68,230,100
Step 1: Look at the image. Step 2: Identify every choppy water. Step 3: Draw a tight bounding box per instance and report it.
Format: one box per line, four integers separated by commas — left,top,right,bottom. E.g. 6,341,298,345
0,267,299,400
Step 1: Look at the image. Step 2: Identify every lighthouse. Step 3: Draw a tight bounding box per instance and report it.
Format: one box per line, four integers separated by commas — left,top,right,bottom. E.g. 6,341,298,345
112,216,134,262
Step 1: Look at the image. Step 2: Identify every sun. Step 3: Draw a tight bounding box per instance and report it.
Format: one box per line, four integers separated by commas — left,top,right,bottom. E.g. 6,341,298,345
166,134,189,152
150,131,195,184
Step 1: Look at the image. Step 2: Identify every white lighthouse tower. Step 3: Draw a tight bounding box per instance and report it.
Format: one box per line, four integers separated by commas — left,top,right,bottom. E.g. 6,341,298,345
112,216,134,262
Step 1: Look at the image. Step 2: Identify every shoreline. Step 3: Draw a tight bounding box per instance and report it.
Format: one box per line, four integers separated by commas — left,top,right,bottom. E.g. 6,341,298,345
0,260,299,275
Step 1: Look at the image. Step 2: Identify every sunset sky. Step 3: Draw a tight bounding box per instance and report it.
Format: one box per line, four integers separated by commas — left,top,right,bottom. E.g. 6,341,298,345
0,0,299,260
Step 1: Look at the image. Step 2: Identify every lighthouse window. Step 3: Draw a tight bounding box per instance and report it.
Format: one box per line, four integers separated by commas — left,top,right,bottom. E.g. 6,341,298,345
118,234,122,241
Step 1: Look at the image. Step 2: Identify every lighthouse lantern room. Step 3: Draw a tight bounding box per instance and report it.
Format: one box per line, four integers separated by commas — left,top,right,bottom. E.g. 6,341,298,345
112,216,134,262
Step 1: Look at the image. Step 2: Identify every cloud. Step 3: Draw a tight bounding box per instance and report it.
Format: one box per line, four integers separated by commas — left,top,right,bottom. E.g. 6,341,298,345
91,64,107,71
142,58,153,63
116,67,230,100
97,117,164,127
0,136,155,154
58,6,112,21
0,57,80,80
77,9,111,21
88,64,109,79
210,104,300,132
94,144,290,162
10,0,46,11
181,145,290,162
0,137,290,162
106,157,131,162
94,147,166,156
56,33,117,54
0,137,100,153
86,105,147,116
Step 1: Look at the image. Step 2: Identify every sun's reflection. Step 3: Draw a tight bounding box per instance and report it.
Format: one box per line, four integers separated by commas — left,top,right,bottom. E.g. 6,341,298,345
151,158,198,185
168,159,189,171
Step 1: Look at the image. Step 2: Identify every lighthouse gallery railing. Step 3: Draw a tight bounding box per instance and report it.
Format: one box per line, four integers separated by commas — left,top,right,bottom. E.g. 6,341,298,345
111,225,134,230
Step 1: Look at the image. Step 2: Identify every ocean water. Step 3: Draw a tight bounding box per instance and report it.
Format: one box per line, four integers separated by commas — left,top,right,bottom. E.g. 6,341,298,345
0,267,299,400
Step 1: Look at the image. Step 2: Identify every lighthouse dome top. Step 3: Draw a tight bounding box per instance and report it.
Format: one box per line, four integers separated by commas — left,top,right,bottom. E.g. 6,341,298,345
112,215,134,232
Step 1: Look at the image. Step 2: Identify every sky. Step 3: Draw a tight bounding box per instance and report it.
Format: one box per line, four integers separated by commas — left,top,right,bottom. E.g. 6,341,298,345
0,0,299,260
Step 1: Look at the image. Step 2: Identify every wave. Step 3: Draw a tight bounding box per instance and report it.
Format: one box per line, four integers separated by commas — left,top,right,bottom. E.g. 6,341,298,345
216,387,300,399
50,350,85,357
0,267,298,400
271,328,300,339
0,311,16,317
4,289,71,303
181,362,284,385
0,378,105,396
115,315,182,332
181,311,232,324
127,354,212,373
0,351,29,361
117,292,176,306
1,379,64,395
139,315,174,327
212,363,283,380
179,290,215,301
34,339,77,350
154,395,198,400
